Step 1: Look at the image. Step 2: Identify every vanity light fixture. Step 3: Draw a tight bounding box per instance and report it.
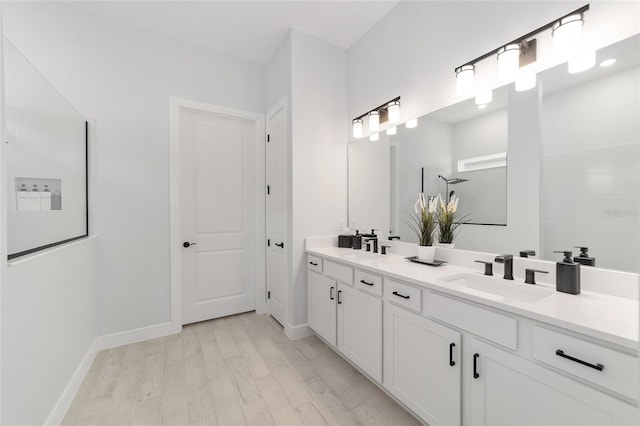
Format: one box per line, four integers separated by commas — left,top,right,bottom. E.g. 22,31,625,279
388,100,401,123
386,126,397,135
369,110,380,131
454,4,589,97
351,96,401,139
369,132,379,141
405,118,418,129
352,118,363,138
455,64,475,97
497,44,521,82
552,13,585,62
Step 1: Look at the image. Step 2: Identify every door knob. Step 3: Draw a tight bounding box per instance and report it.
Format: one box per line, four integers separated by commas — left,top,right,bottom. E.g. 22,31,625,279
183,242,197,248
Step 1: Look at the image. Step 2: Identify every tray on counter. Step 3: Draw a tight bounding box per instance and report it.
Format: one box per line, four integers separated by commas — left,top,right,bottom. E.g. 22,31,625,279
405,256,447,267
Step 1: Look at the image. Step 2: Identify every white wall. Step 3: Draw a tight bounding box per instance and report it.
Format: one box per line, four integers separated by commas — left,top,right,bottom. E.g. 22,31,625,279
1,238,97,426
1,2,265,335
290,30,348,327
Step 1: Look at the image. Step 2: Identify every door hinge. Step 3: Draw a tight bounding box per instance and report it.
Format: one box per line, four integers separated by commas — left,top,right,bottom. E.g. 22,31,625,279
267,291,271,299
267,239,271,247
267,185,270,195
267,134,270,142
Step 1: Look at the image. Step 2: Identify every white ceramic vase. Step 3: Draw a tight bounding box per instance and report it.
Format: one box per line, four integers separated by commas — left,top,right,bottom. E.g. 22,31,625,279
437,242,455,249
416,245,435,262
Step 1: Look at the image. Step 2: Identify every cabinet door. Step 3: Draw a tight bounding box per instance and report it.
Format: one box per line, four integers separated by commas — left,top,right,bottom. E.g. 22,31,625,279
337,284,383,382
468,339,640,426
384,303,461,426
308,270,337,346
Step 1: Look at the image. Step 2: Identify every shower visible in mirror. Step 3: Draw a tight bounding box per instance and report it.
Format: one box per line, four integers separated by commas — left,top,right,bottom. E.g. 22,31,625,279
438,175,469,202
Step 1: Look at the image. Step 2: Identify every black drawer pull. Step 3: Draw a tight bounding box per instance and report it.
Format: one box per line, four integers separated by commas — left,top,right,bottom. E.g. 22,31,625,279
473,353,480,379
337,290,343,304
392,291,410,299
275,242,284,248
360,279,374,286
449,343,456,367
555,350,604,371
309,261,318,266
330,286,335,300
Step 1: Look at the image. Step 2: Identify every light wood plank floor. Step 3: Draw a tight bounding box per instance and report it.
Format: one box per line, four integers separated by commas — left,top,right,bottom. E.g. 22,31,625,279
63,312,421,426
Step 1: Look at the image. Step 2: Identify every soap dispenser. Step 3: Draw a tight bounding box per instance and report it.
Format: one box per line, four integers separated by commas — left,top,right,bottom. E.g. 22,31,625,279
573,246,596,267
554,251,581,295
351,230,362,250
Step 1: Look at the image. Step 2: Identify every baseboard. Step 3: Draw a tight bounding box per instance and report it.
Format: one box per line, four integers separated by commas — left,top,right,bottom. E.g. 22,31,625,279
284,322,313,340
45,321,181,425
44,340,98,426
94,321,181,351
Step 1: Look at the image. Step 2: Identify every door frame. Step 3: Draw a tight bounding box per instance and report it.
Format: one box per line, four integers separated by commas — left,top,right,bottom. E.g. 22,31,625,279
169,97,266,331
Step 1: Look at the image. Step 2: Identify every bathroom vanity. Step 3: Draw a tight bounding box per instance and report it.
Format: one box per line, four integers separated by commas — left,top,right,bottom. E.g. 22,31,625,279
306,237,639,425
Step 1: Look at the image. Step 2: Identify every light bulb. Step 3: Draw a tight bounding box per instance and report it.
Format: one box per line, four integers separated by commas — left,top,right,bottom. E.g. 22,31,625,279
388,100,401,123
568,49,595,73
475,90,493,105
497,44,520,82
386,126,397,135
553,14,584,62
405,118,418,129
369,132,379,141
352,119,363,138
455,65,475,97
369,110,380,131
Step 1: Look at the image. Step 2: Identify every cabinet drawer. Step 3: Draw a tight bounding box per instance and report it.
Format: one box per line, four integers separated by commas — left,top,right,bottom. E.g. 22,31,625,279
355,269,383,297
384,279,422,312
532,326,639,400
428,292,517,350
307,255,323,273
324,260,353,285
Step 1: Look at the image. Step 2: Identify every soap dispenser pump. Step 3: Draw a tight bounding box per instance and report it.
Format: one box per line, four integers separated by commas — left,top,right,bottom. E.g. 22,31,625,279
573,246,596,267
554,251,581,295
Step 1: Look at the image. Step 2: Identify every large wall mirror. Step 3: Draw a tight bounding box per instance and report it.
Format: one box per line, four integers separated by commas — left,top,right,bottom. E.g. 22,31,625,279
4,38,88,259
348,33,639,274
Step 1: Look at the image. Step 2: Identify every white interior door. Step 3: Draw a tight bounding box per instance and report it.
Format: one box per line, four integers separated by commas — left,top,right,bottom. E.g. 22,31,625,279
180,107,256,324
266,99,288,326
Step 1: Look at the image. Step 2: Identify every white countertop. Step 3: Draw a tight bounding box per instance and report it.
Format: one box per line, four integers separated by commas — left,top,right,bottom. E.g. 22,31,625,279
306,246,639,351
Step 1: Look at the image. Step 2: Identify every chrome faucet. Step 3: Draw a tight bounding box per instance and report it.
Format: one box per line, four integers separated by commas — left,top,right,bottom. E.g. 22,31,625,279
495,254,514,280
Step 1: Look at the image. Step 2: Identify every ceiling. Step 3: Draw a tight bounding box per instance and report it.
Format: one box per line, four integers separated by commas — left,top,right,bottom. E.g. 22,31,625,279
68,1,399,64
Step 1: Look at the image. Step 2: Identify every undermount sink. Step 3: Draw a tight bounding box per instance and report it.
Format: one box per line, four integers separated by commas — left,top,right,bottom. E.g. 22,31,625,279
440,273,553,303
338,251,380,261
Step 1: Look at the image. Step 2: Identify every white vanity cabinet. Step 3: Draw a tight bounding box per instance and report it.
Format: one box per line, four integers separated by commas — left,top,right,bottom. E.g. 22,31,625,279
468,338,639,425
384,302,462,426
307,259,383,382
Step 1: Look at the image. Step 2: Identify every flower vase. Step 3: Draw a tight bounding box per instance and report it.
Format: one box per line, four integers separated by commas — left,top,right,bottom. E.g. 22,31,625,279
437,242,455,249
416,245,435,262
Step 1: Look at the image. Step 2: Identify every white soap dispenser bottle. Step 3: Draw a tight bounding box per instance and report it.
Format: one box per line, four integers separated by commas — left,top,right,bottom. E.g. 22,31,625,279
29,184,41,210
40,185,52,210
17,184,29,211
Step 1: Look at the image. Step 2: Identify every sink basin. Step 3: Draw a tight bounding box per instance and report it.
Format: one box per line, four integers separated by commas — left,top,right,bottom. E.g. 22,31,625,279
338,251,381,261
440,273,553,303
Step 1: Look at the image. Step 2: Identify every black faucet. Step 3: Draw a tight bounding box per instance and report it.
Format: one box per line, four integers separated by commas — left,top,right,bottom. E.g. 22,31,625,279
519,250,536,258
495,254,514,280
364,237,378,253
362,229,378,253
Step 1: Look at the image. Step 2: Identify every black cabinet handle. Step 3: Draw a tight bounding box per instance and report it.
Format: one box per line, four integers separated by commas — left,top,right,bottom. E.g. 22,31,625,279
360,279,374,286
330,286,335,300
392,291,410,299
449,343,456,367
473,353,480,379
337,290,343,304
275,242,284,248
309,261,318,266
555,349,604,371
